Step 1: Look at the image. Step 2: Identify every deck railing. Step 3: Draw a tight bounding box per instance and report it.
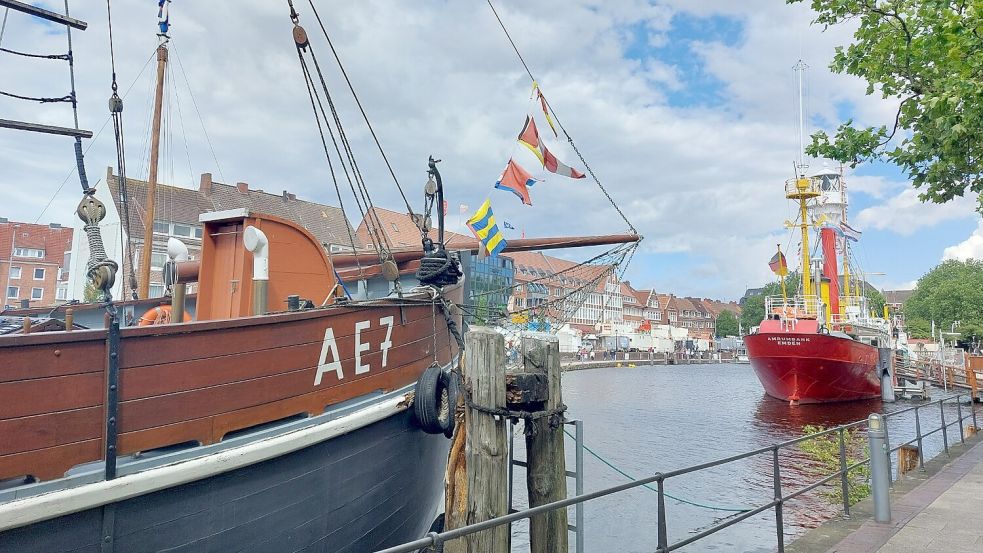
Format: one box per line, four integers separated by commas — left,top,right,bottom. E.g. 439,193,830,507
764,295,820,319
376,393,979,553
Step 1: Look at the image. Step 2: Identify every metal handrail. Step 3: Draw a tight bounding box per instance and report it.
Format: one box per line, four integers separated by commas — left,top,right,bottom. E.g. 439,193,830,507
376,393,978,553
764,295,820,318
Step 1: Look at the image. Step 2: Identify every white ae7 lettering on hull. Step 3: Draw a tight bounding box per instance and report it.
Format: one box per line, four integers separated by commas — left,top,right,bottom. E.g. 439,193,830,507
314,316,395,386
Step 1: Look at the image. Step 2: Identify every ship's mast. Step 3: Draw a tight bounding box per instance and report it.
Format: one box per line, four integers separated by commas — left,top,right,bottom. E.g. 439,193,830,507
790,60,815,299
794,60,808,170
138,10,170,298
792,177,815,298
840,166,851,303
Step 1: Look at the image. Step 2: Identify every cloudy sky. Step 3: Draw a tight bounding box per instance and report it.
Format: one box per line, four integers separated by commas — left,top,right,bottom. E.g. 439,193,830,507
1,0,980,300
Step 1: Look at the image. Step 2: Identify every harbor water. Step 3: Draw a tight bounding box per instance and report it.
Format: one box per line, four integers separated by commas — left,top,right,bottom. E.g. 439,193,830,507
508,363,973,552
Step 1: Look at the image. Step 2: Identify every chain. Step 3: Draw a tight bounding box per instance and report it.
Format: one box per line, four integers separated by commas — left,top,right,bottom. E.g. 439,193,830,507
452,368,567,434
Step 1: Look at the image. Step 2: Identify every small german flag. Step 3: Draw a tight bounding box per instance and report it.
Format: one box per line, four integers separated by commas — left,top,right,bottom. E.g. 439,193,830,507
769,251,789,276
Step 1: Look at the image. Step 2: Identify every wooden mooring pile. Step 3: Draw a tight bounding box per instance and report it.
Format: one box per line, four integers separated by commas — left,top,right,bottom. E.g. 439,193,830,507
444,327,570,553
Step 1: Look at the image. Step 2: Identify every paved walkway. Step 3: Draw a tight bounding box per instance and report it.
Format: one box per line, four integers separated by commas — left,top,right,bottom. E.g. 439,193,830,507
825,438,983,552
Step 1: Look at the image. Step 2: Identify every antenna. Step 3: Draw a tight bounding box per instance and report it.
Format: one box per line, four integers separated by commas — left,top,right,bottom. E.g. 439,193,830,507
793,60,809,176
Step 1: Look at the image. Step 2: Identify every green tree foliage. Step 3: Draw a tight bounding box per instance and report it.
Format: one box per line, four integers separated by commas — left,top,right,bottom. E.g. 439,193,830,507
904,259,983,343
859,281,886,316
715,309,739,337
905,317,932,339
82,280,103,303
790,1,983,210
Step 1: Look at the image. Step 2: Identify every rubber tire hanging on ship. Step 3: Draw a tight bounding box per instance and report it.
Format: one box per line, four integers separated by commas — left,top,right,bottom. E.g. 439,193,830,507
413,365,456,437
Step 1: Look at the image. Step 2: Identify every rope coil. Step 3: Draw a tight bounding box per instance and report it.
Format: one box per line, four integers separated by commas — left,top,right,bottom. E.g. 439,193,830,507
417,251,462,287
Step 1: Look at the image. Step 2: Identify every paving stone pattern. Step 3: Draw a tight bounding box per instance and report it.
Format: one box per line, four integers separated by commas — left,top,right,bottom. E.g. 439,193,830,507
826,439,983,553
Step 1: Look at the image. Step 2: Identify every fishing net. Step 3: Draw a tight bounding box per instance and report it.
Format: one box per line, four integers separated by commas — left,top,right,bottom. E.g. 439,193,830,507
457,240,638,363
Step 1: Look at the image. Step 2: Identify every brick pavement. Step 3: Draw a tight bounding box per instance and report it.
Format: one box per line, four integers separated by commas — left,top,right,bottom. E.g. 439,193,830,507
823,437,983,553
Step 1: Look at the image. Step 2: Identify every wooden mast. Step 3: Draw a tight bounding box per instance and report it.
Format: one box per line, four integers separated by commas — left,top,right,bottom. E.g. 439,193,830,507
138,43,168,299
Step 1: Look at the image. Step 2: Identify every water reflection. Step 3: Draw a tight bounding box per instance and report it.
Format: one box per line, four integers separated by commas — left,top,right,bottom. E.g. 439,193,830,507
752,394,884,438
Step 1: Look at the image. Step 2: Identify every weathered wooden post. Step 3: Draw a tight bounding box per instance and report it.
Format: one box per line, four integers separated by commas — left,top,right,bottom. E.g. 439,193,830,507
521,334,569,553
445,327,508,553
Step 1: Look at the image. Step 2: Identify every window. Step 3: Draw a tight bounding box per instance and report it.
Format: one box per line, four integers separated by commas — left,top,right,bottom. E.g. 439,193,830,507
34,268,45,280
6,286,18,299
31,287,43,300
13,247,44,258
154,221,201,239
56,287,68,300
8,266,20,279
151,252,169,269
149,284,166,298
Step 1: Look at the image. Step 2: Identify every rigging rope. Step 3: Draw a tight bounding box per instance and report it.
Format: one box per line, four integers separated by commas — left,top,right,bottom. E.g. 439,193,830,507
288,2,405,295
106,0,138,299
485,0,638,235
561,428,753,513
295,50,367,263
0,8,7,48
34,49,157,223
295,38,384,258
63,0,88,194
0,90,73,103
0,46,70,60
170,43,226,184
305,45,393,255
304,0,419,224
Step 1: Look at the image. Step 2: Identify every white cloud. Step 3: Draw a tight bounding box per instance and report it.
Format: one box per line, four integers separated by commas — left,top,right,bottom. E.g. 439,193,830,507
854,189,978,235
943,219,983,261
846,174,905,200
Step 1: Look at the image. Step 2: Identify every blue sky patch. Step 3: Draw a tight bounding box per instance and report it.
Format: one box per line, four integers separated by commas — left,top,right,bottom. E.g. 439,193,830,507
626,13,744,108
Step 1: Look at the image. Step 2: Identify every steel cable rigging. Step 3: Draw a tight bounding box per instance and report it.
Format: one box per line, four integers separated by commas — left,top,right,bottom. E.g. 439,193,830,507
287,1,410,293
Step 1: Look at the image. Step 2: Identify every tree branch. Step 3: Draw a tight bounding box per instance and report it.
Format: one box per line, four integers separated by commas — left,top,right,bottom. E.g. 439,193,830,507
877,94,918,147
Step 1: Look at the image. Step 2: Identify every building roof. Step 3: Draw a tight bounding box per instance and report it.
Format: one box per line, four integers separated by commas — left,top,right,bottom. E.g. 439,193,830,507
657,294,676,311
354,206,473,250
685,297,712,316
504,250,612,291
701,298,742,317
883,289,914,305
0,220,73,267
621,282,638,303
633,288,654,306
106,170,357,248
674,296,698,314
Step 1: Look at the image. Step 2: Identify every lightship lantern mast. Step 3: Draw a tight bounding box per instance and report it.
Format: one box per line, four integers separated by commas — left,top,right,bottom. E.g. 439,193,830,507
840,166,851,304
789,60,817,300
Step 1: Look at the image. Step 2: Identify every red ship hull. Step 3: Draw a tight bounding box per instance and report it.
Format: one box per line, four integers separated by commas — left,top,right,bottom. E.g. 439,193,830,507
744,324,881,403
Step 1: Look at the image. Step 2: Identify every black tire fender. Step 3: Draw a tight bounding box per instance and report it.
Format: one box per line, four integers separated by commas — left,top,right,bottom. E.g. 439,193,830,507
414,364,447,434
441,371,459,438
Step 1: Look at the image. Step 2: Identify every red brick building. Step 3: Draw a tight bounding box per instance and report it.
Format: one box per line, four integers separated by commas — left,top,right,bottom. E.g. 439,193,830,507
1,219,73,308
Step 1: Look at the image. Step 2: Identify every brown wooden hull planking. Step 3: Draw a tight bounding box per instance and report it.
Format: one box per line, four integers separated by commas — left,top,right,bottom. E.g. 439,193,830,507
0,295,457,482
